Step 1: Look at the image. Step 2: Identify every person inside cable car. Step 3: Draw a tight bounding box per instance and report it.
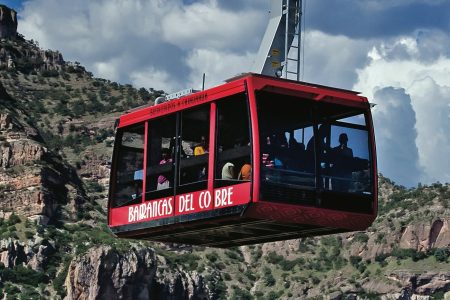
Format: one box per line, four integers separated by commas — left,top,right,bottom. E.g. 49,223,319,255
238,163,252,181
194,135,208,156
262,135,274,167
115,155,143,204
272,132,289,168
194,135,208,180
157,148,172,190
221,162,235,180
287,137,305,171
331,133,354,192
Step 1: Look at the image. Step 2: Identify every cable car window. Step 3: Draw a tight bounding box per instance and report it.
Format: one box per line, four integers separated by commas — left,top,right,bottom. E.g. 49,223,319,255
112,124,145,207
179,104,210,193
317,112,372,195
257,91,316,204
215,94,251,187
145,114,176,200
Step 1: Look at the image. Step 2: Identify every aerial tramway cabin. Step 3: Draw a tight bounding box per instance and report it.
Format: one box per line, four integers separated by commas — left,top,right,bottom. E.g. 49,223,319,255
108,73,377,247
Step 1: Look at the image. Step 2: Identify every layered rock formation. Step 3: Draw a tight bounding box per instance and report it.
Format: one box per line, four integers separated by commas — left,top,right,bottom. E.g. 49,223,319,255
0,85,86,223
65,246,209,300
400,220,450,251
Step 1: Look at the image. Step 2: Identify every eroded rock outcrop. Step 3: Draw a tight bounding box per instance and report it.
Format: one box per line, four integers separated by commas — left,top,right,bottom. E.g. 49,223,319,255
0,87,86,222
0,238,55,271
0,5,17,39
65,246,209,300
0,140,46,168
400,220,450,251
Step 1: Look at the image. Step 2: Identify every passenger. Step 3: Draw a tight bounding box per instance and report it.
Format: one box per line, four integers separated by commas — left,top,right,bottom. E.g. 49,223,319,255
221,162,235,180
157,148,172,190
238,163,252,181
287,138,305,171
127,158,143,200
262,135,274,167
133,162,144,181
194,135,208,156
306,124,330,172
194,135,208,181
306,124,330,152
331,133,354,192
273,132,288,168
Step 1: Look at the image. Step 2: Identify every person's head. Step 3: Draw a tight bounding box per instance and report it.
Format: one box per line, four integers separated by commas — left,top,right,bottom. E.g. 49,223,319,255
222,162,235,179
339,133,348,146
161,148,170,159
241,163,252,180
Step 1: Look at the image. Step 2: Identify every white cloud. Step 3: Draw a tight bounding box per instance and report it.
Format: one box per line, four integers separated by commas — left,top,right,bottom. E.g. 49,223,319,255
161,1,265,52
372,87,423,186
408,77,450,183
185,48,255,90
301,30,373,89
355,30,450,185
129,67,175,92
18,0,265,93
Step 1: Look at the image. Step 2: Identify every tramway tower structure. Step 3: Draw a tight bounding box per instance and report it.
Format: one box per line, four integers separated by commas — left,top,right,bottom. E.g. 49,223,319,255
253,0,303,81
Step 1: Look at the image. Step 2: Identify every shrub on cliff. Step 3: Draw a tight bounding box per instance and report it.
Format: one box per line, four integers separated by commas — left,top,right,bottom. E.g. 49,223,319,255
7,213,21,226
433,248,450,262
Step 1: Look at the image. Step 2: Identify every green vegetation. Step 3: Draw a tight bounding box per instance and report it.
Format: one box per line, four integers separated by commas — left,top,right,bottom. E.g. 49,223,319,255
0,264,49,286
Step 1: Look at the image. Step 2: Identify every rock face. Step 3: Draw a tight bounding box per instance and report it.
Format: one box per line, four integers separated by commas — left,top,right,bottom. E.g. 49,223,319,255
0,238,55,271
400,220,450,251
0,139,45,168
0,86,86,222
0,43,65,71
387,271,450,296
65,246,209,300
0,5,17,39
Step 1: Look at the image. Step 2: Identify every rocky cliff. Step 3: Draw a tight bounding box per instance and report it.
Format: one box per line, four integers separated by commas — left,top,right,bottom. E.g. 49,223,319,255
0,84,86,225
0,5,17,39
65,245,211,300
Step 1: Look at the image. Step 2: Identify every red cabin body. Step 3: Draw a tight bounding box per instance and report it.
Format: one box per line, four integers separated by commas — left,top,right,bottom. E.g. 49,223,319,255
108,74,377,247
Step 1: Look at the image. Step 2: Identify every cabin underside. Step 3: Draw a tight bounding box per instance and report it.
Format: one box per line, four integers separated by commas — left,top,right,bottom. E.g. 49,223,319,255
112,211,347,247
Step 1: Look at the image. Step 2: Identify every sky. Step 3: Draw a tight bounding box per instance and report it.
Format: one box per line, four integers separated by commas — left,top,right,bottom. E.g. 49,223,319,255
4,0,450,187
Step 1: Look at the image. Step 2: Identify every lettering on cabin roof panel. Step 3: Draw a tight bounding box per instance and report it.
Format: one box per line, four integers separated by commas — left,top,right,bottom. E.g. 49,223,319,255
110,182,250,227
148,93,208,117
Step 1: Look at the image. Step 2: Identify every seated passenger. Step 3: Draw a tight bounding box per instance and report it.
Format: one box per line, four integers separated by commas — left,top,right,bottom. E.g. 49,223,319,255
157,148,172,190
238,163,252,181
272,132,288,168
262,135,274,167
194,135,208,156
221,162,235,180
193,136,208,181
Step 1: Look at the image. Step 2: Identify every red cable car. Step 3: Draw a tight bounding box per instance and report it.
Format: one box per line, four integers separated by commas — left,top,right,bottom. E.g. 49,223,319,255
108,73,377,247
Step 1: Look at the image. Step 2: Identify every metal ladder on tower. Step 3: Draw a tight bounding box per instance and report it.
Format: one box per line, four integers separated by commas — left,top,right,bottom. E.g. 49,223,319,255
283,0,302,81
252,0,303,81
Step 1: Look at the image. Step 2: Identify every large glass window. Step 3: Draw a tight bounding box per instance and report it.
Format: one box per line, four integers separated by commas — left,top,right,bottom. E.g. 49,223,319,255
145,114,176,200
112,124,145,207
258,91,316,201
257,91,373,208
316,108,371,194
215,94,251,187
179,105,210,193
